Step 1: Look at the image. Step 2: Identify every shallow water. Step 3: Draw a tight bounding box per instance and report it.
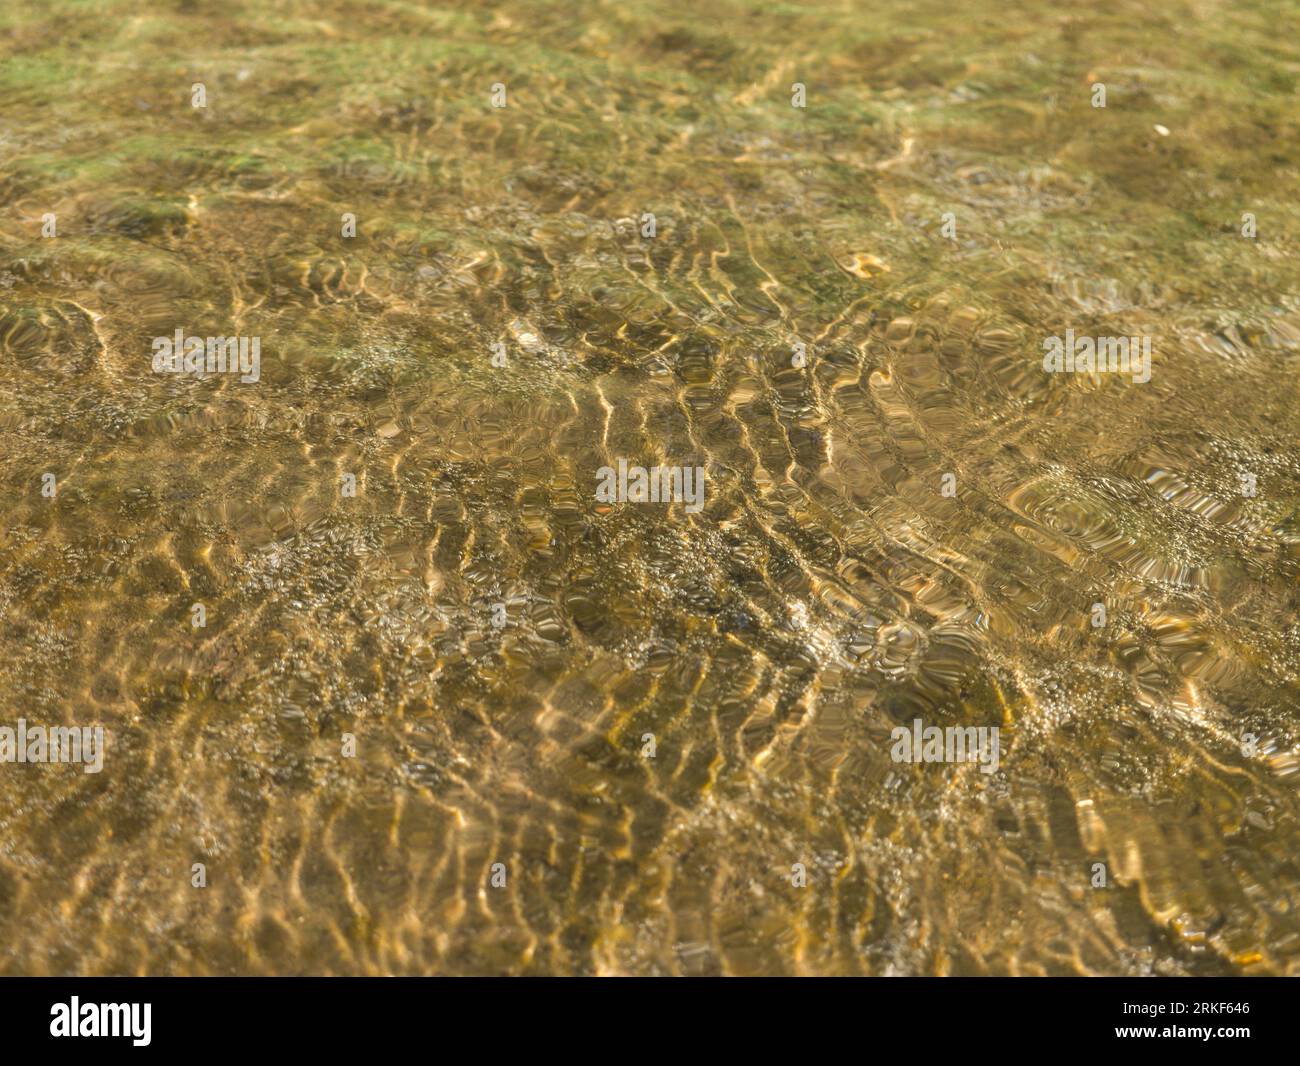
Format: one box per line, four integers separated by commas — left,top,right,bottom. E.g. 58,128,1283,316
1,0,1299,975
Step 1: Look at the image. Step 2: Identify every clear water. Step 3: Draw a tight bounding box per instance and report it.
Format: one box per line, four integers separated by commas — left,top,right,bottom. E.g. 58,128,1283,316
1,0,1298,975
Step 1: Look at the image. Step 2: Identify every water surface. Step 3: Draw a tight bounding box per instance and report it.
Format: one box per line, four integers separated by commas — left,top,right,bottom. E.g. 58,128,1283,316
1,0,1299,975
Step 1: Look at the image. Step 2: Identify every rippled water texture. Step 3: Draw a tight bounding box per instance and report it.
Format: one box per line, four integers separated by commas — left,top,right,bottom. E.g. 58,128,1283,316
2,1,1299,975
